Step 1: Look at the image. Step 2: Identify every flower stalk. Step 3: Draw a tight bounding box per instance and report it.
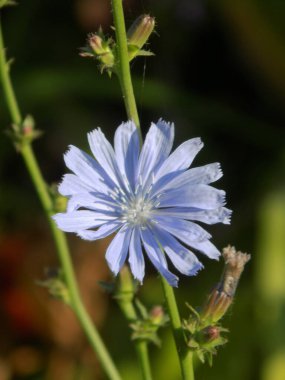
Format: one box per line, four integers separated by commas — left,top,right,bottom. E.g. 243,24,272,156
0,18,121,380
161,276,195,380
115,267,153,380
111,0,141,136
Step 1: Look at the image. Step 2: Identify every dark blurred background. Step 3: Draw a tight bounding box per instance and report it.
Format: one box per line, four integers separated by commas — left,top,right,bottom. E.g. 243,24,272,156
0,0,285,379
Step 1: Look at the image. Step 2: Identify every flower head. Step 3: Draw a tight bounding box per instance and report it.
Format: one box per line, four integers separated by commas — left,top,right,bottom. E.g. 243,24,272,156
53,120,231,286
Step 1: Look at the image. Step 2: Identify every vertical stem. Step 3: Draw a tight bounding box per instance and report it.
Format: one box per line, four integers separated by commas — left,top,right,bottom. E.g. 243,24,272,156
0,18,121,380
111,2,152,378
111,0,141,137
161,276,195,380
116,268,152,380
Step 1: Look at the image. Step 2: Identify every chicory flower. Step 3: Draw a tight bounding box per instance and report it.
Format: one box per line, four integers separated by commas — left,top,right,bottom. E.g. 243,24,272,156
53,120,231,286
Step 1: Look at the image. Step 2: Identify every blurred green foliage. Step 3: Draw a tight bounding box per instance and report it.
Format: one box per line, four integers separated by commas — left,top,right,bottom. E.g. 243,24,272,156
0,0,285,379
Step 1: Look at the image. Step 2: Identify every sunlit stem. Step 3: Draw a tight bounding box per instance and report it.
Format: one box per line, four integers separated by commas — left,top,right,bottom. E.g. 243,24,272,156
111,0,142,143
111,1,152,379
161,276,195,380
0,18,121,380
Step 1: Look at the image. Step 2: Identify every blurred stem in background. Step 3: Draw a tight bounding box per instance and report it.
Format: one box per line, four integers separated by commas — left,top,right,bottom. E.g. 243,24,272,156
255,190,285,380
111,0,195,378
0,16,122,380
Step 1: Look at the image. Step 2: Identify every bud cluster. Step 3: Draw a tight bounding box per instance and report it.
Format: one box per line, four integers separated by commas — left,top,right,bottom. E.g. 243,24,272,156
80,14,155,75
6,115,42,152
130,301,169,346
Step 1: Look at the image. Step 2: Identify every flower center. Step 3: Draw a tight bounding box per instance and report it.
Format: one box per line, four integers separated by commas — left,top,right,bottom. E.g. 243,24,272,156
123,196,153,226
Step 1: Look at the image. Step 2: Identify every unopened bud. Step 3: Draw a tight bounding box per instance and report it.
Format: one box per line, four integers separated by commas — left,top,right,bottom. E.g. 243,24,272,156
201,245,250,324
127,14,155,48
80,32,115,73
149,306,164,325
127,14,155,61
89,34,106,55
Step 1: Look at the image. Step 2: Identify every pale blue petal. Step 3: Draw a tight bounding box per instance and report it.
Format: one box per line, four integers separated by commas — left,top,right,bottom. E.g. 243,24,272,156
128,227,145,283
114,121,140,190
189,240,221,260
155,137,204,180
158,184,225,210
52,210,114,232
153,226,203,276
58,174,93,196
77,221,122,241
66,193,120,213
154,216,211,243
140,228,178,287
153,163,223,196
64,145,113,193
88,128,123,187
137,120,174,187
154,207,232,225
105,227,132,275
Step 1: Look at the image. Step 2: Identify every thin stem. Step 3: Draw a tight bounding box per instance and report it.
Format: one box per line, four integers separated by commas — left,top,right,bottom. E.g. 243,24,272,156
111,1,152,378
116,268,153,380
111,0,141,138
161,276,195,380
0,19,121,380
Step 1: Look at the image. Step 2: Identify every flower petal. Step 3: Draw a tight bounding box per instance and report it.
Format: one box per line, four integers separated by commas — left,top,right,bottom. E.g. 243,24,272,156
77,221,122,241
153,216,211,243
153,226,203,276
58,174,93,196
52,210,113,232
128,227,145,283
140,228,178,287
105,227,132,275
88,128,123,187
137,120,174,187
64,145,113,192
154,207,232,225
158,184,226,210
114,121,140,190
66,192,120,213
189,240,221,260
154,163,223,196
155,137,204,180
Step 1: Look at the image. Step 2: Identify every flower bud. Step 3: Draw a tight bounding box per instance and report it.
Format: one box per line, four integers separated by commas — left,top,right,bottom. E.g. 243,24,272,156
127,14,155,48
201,245,250,324
149,306,165,325
127,14,155,60
80,32,115,74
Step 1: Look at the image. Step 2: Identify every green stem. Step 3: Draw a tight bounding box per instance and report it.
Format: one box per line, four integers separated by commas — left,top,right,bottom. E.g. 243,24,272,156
161,276,195,380
111,0,141,137
116,268,153,380
111,1,152,378
0,19,121,380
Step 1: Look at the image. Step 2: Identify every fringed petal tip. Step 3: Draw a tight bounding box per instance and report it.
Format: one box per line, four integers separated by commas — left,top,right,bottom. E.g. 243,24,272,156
189,261,204,276
222,208,232,224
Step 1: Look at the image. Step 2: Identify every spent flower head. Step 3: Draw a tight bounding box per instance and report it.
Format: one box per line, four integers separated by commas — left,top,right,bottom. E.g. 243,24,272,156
53,120,231,286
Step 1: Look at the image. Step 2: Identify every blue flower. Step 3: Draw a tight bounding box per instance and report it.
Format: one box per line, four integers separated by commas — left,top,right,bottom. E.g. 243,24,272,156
53,120,231,286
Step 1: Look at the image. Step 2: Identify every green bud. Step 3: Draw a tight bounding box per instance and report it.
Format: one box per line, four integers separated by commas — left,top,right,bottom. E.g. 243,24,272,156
149,305,165,325
80,32,115,74
37,268,70,305
6,114,42,152
127,14,155,61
